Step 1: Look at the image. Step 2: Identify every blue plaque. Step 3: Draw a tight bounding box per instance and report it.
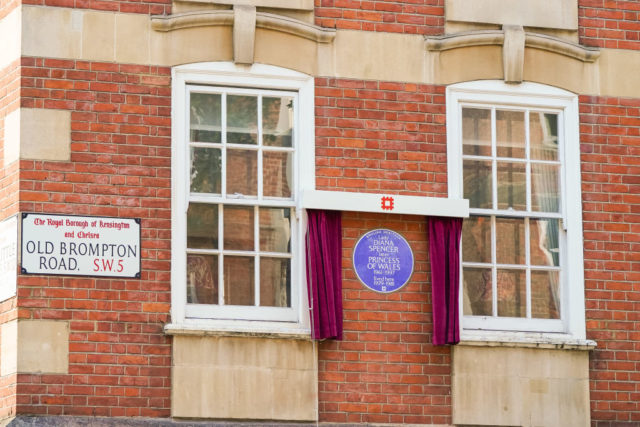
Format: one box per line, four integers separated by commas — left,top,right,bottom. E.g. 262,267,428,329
353,229,414,293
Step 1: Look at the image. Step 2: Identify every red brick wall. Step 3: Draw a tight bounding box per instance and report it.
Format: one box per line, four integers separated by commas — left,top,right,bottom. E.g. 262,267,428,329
15,57,172,417
2,4,640,422
315,80,640,425
579,0,640,49
21,0,170,15
315,78,447,196
580,95,640,425
315,78,450,423
318,212,451,424
314,0,444,35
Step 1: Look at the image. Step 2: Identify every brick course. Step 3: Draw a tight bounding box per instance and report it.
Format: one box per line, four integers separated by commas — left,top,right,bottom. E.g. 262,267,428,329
315,78,447,196
21,0,170,16
315,78,449,423
579,0,640,50
314,84,640,425
14,58,172,417
314,0,444,35
0,0,639,421
580,95,640,425
319,212,450,424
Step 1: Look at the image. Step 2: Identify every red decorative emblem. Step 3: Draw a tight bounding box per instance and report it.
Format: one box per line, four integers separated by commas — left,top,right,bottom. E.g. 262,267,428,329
381,196,395,211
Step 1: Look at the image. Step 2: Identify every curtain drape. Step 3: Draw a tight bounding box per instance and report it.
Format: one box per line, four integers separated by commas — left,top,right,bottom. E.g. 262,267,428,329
305,209,343,340
429,216,463,346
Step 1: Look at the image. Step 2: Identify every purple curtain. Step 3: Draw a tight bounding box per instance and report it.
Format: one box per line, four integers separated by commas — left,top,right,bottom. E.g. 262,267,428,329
429,216,463,346
306,209,343,340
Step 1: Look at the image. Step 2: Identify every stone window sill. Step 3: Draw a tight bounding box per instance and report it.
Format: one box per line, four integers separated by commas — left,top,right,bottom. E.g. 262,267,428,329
459,331,597,351
164,322,312,340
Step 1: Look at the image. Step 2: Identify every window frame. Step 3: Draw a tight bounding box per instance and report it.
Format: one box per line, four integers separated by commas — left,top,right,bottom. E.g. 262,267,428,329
171,63,314,334
446,80,586,341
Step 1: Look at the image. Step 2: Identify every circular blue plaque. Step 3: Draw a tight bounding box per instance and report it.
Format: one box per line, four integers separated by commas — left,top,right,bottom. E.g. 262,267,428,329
353,229,414,293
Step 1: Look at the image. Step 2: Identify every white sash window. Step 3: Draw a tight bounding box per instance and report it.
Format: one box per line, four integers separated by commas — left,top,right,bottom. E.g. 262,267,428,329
170,63,314,334
447,81,586,342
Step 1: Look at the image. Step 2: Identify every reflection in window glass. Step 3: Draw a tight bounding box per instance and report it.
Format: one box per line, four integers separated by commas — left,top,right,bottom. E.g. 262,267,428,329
496,218,525,265
223,205,254,251
530,218,560,266
224,256,255,306
190,147,221,194
463,267,492,316
531,270,560,319
187,203,218,249
227,150,257,196
531,164,560,212
462,108,491,156
259,208,291,253
497,269,526,317
497,161,526,211
227,95,258,145
463,159,492,209
190,93,221,143
530,112,559,161
462,216,491,263
496,110,525,158
263,96,293,147
187,254,218,304
260,257,290,307
263,152,292,198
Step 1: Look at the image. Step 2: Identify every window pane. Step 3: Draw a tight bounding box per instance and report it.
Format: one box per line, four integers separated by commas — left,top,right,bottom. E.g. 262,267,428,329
497,269,526,318
530,112,559,161
462,216,491,263
496,218,525,265
227,95,257,145
187,254,218,304
187,203,218,249
496,110,525,158
530,218,560,266
224,256,255,305
263,151,292,198
497,161,526,210
260,257,290,307
531,164,560,212
263,96,293,147
190,93,221,143
227,149,257,196
462,267,492,316
224,206,254,251
462,108,491,156
190,147,221,194
260,208,291,253
463,159,492,209
531,270,560,319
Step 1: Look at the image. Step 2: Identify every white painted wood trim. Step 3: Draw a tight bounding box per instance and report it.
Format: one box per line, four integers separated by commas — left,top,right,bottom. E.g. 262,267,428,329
302,190,469,218
171,62,313,333
446,80,586,340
